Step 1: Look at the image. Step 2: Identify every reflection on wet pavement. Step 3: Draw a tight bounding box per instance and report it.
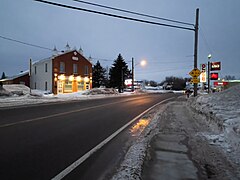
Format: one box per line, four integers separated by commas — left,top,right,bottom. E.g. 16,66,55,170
130,118,150,137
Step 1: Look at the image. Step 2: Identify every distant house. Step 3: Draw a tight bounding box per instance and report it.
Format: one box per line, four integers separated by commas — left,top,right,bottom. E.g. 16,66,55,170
30,48,92,94
0,71,30,87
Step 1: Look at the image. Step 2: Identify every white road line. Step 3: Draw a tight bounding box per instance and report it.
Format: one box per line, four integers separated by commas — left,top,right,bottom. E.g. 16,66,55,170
51,97,175,180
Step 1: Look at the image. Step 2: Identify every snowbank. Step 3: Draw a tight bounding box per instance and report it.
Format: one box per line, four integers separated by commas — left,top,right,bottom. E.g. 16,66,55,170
188,85,240,163
111,105,167,180
1,84,30,96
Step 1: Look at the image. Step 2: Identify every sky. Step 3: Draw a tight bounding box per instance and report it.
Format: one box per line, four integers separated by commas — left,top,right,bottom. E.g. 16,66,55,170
1,0,240,82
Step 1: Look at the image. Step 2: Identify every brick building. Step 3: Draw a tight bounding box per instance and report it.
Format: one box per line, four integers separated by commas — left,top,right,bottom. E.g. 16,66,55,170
30,48,92,94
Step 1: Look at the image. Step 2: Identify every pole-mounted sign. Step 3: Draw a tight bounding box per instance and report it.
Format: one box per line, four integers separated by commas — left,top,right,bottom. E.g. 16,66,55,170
210,62,221,71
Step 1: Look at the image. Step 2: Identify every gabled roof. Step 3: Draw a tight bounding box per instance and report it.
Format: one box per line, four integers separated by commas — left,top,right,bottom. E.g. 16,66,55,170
32,49,92,65
0,71,29,82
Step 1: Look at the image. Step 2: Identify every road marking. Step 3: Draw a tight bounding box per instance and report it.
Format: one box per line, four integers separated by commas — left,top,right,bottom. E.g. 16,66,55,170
51,97,175,180
0,96,152,128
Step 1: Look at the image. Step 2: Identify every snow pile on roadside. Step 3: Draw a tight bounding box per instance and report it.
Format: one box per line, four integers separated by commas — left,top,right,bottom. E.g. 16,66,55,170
189,85,240,161
0,85,122,107
111,105,167,180
82,88,118,95
1,84,30,96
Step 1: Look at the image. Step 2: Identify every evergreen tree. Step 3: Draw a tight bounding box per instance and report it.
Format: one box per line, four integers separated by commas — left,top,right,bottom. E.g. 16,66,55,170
109,54,130,92
1,72,6,80
92,61,107,88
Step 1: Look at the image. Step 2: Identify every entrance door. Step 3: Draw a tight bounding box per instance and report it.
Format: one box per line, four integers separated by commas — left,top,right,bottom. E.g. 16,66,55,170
57,81,63,94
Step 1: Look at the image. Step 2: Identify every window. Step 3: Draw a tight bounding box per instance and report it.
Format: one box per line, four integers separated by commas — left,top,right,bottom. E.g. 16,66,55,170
64,80,72,93
45,63,48,72
60,62,65,73
34,66,37,74
84,65,88,75
34,82,36,89
45,81,48,91
73,64,78,74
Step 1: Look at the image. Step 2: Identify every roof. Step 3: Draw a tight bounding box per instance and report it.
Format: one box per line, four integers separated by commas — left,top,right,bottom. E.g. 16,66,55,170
32,49,92,65
0,71,29,82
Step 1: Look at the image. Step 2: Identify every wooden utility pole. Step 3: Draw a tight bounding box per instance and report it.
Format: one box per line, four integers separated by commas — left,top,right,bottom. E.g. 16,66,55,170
132,57,134,92
193,8,199,97
29,58,32,94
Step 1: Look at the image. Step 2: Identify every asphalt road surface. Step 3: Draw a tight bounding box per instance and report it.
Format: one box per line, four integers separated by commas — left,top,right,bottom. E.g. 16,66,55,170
0,93,178,180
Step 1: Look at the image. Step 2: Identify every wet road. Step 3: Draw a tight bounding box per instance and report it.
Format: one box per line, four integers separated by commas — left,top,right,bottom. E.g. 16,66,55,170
0,93,178,180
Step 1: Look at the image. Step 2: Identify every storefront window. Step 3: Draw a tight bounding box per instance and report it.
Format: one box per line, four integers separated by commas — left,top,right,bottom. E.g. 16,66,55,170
78,82,84,91
64,80,72,93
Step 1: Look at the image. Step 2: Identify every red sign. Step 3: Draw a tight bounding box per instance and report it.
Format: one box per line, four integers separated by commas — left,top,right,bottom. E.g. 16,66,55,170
201,64,206,71
214,81,229,86
210,62,221,71
211,73,219,80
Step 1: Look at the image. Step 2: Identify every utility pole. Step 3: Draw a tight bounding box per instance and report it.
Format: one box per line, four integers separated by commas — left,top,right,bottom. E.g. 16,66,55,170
29,58,32,94
193,8,199,97
132,57,134,92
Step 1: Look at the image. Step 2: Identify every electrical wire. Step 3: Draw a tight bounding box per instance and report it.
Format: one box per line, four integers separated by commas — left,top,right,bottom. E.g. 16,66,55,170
34,0,195,31
72,0,194,27
0,35,53,51
136,67,191,74
199,26,213,55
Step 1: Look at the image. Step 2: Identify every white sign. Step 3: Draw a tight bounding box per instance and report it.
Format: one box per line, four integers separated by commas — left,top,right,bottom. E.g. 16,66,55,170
200,72,206,83
72,56,79,61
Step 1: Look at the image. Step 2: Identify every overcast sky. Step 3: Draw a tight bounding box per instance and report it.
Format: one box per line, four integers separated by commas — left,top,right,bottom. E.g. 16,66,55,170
1,0,240,82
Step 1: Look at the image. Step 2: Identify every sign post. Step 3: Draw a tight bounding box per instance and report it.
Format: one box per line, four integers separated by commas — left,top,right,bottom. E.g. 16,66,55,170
189,68,201,87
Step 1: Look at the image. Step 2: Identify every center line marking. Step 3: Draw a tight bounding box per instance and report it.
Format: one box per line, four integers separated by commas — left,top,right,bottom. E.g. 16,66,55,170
0,96,149,128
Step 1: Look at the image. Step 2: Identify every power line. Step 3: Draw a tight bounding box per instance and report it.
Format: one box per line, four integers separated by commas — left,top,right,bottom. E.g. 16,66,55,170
72,0,194,27
34,0,195,31
0,35,53,51
136,67,191,74
199,26,213,54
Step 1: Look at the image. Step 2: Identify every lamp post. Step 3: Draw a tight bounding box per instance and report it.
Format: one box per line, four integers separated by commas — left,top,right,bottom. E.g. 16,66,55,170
207,54,212,93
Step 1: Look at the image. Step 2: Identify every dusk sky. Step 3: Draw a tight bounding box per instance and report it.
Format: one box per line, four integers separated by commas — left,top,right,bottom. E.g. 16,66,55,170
1,0,240,82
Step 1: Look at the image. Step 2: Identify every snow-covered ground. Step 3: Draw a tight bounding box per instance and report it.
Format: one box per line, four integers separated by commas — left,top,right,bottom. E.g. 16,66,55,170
1,84,239,178
0,85,125,107
0,84,183,108
188,84,240,163
112,85,240,179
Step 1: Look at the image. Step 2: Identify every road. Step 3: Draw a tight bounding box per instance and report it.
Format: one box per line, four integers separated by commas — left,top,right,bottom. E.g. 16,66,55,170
0,93,178,180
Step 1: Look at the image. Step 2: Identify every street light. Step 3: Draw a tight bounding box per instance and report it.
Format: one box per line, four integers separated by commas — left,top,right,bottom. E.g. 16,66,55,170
132,58,147,92
207,54,212,93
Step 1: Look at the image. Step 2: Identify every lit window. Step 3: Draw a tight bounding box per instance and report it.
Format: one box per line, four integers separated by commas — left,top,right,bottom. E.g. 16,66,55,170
60,62,65,73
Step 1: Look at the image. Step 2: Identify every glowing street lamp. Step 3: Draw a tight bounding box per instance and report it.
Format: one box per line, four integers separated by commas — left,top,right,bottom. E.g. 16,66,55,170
140,60,147,67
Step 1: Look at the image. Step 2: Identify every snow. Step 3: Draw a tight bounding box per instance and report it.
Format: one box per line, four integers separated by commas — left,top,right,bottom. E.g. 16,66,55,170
0,85,185,108
1,84,239,176
0,86,124,107
188,84,240,163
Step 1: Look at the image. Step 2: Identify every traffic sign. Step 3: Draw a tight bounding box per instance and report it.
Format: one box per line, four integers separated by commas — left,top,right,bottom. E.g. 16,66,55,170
189,68,201,78
191,78,200,84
